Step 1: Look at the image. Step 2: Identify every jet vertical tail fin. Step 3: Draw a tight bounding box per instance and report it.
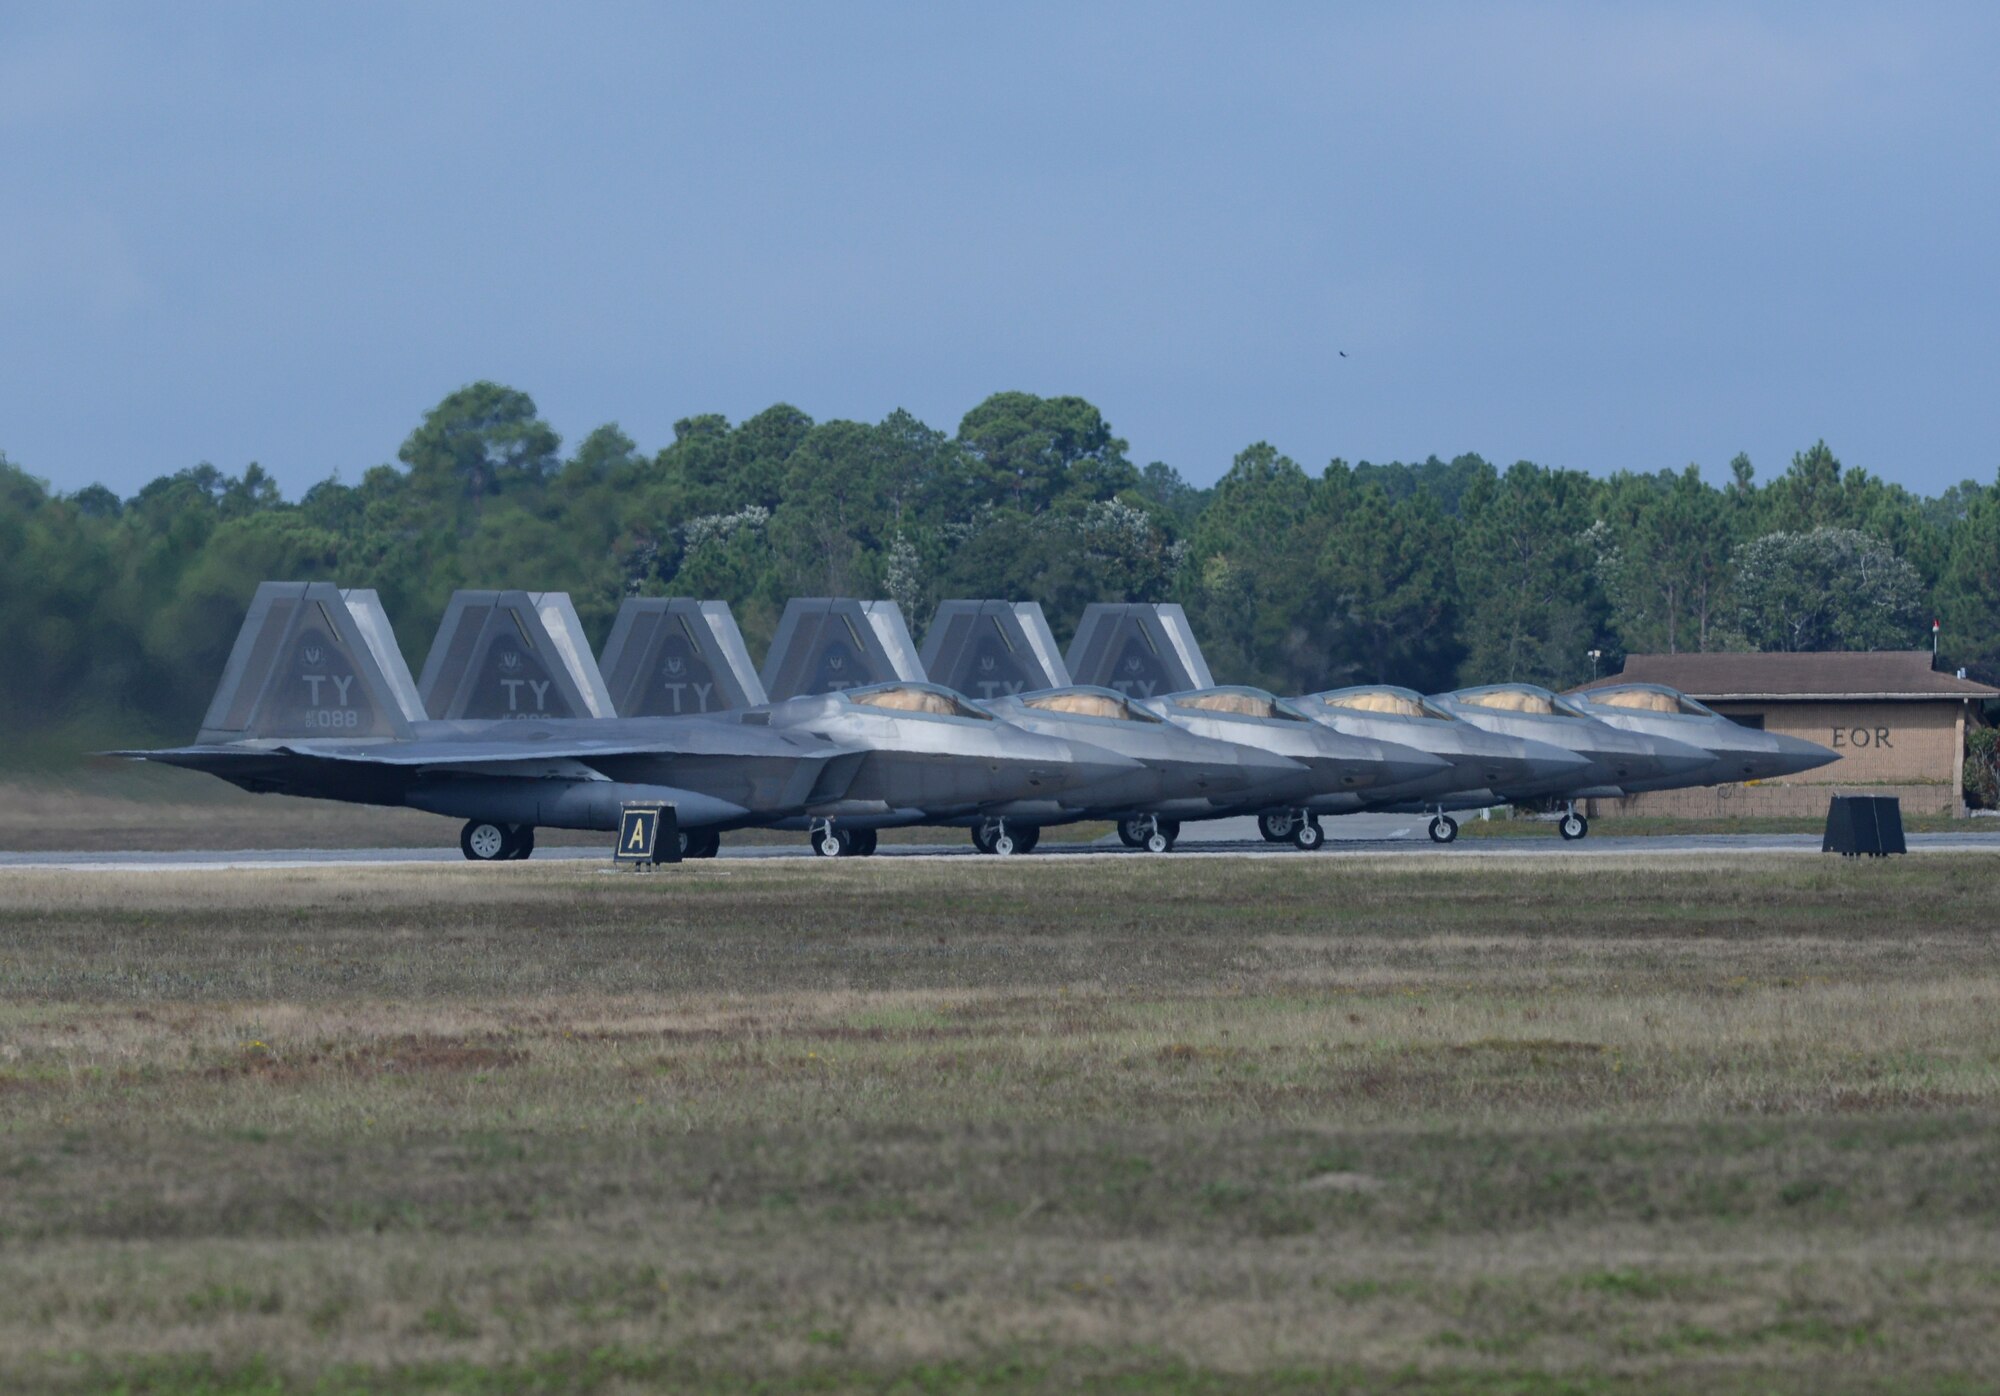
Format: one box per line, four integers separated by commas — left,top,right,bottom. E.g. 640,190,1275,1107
599,598,768,717
759,598,925,700
195,581,421,743
417,590,615,721
1064,603,1214,699
919,600,1070,700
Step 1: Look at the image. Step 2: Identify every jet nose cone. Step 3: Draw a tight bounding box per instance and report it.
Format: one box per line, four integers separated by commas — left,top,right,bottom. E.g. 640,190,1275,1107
1767,732,1840,778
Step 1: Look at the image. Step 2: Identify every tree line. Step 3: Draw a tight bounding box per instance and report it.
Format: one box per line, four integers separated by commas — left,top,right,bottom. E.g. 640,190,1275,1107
4,382,1999,749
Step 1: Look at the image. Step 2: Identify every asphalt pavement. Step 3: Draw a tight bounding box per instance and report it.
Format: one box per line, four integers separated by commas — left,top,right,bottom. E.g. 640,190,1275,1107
5,813,1997,871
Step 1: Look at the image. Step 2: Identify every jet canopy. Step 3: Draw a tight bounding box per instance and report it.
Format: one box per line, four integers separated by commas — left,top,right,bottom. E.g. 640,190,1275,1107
1585,684,1720,717
846,683,994,720
1309,687,1453,721
1020,687,1163,722
1454,685,1592,718
1168,687,1309,721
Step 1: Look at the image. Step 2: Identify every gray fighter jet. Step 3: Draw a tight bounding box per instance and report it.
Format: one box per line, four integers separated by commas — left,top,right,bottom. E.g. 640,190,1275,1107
921,602,1309,853
120,582,860,861
747,681,1142,856
1564,683,1836,788
1126,687,1452,849
1428,684,1715,839
597,596,1147,856
968,687,1309,852
1284,686,1594,843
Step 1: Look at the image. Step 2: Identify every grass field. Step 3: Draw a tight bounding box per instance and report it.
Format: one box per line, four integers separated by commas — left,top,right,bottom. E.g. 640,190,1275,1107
2,853,1999,1393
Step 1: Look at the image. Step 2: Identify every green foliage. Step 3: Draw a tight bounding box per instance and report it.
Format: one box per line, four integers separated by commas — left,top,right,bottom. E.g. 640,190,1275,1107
2,393,1995,752
1965,727,1999,811
1731,528,1926,652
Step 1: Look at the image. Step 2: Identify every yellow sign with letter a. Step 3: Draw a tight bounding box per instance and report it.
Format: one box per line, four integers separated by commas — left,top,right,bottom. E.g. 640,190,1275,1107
614,802,680,864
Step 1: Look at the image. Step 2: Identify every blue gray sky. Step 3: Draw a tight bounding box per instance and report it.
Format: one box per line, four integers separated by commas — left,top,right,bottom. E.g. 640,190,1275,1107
4,3,1996,499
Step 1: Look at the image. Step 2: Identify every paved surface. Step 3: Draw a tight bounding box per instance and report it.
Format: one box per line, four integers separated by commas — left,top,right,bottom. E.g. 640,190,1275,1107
5,813,1997,872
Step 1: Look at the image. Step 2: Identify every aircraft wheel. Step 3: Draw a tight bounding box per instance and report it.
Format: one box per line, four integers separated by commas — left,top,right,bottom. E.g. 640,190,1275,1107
687,830,721,859
811,827,845,858
1290,817,1324,851
991,830,1017,856
1014,825,1041,854
1144,828,1174,854
1158,819,1181,842
1428,815,1459,845
1116,817,1149,849
1258,811,1298,842
850,828,879,857
461,820,510,862
507,825,535,859
1559,812,1588,841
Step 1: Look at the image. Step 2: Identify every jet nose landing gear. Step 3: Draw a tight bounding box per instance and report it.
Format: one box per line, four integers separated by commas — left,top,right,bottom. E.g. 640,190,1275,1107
972,820,1040,855
1558,806,1589,841
811,822,880,857
1117,815,1179,854
1428,814,1459,845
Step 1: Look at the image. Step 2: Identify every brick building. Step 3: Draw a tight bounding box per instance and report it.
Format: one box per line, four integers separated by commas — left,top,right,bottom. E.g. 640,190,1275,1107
1573,651,1997,817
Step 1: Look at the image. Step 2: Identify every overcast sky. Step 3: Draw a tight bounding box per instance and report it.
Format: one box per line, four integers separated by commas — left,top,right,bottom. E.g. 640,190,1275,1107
4,3,1997,499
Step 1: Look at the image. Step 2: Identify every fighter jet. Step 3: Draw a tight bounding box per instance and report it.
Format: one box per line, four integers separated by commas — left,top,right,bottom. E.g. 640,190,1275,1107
1286,686,1594,843
1428,684,1715,839
962,686,1308,852
1126,687,1453,849
746,681,1143,856
599,597,1145,856
120,582,861,861
1564,683,1837,788
921,602,1310,853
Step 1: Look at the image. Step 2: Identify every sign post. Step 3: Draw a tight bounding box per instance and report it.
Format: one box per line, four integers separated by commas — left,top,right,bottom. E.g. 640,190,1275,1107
614,801,681,866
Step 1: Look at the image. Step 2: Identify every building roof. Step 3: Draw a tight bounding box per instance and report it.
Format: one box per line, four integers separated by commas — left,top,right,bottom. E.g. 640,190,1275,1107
1573,651,1999,702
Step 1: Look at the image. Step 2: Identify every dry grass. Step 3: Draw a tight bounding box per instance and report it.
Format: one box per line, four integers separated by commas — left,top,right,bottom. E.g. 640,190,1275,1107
2,854,1998,1393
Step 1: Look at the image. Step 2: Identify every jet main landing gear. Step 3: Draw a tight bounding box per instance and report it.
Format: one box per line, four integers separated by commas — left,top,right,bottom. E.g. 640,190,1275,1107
461,820,534,861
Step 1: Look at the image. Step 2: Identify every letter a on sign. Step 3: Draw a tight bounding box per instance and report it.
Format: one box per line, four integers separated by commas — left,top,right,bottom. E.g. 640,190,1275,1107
615,802,680,863
616,807,657,862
